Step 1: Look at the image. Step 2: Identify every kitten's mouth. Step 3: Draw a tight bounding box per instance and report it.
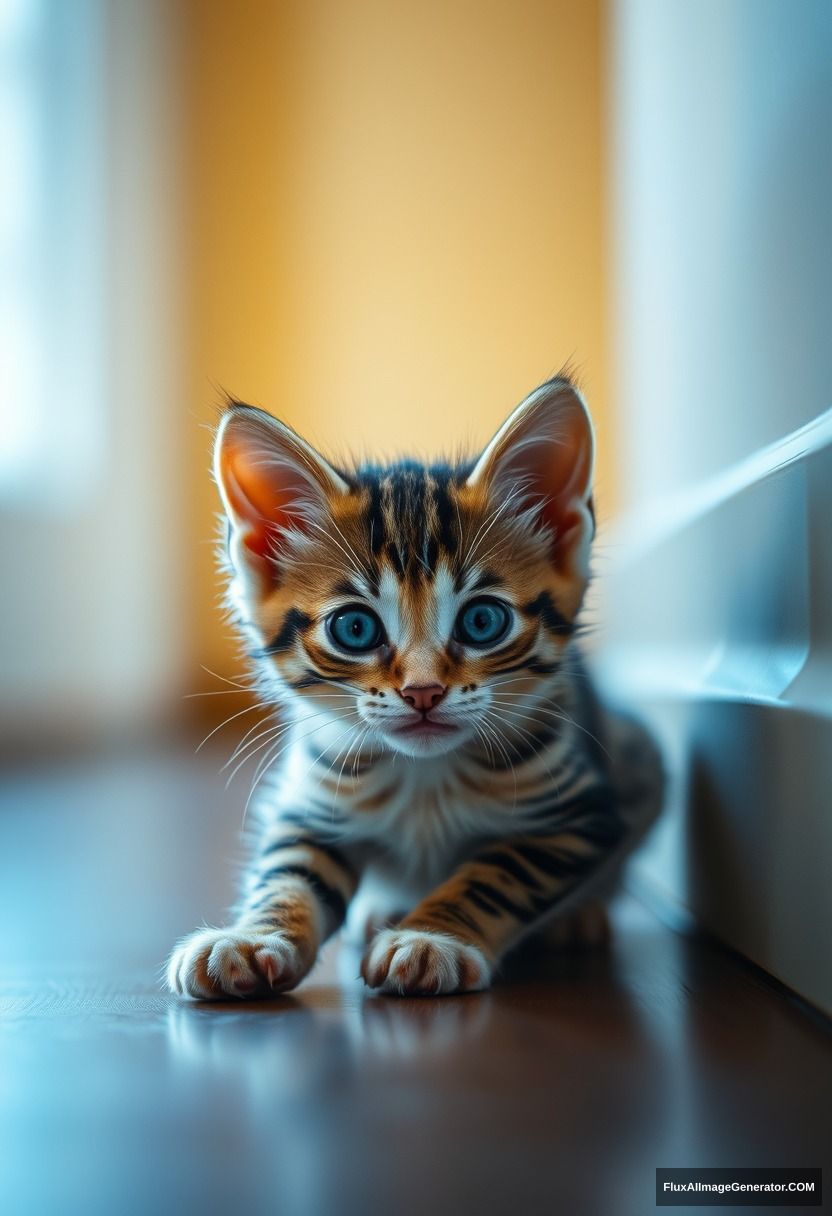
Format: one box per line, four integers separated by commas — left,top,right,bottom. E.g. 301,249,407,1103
389,717,460,739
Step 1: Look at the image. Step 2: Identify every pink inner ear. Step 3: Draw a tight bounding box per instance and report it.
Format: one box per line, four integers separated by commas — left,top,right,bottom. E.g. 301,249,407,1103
468,382,595,579
220,443,311,561
493,407,593,530
555,408,594,505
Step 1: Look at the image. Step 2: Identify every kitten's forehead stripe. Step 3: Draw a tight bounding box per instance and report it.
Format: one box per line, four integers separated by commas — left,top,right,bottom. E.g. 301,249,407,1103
355,463,464,585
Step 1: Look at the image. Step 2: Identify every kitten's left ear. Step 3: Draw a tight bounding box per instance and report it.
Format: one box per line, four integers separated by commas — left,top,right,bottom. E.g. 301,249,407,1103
466,376,595,578
214,402,350,595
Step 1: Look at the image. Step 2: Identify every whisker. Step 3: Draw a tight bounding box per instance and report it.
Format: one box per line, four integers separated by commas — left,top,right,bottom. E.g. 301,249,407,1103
224,718,310,787
464,481,528,567
305,519,366,584
195,702,262,753
222,712,282,770
184,688,257,699
327,515,369,582
470,719,496,767
481,706,561,797
292,713,364,799
226,735,284,791
476,713,518,806
199,664,256,692
330,721,373,814
239,709,359,832
488,695,612,761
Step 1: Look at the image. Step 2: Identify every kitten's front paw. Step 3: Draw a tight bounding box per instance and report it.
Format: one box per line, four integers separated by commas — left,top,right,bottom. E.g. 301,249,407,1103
361,928,491,996
166,928,309,999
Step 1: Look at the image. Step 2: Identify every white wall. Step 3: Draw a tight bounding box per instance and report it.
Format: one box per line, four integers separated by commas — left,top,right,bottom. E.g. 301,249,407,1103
611,0,832,511
606,0,832,1013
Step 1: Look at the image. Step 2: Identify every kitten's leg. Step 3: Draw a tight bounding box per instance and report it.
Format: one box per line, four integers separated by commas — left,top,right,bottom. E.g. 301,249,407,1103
343,865,423,947
168,829,358,999
361,814,631,996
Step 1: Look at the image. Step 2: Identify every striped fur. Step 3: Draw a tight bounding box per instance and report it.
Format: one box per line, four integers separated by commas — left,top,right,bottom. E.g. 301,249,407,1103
167,375,663,998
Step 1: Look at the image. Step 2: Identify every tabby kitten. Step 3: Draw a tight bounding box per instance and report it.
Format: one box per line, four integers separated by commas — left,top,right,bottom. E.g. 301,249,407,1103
167,375,662,998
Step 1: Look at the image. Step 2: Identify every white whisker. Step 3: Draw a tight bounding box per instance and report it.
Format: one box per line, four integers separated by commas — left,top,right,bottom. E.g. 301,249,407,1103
195,702,262,753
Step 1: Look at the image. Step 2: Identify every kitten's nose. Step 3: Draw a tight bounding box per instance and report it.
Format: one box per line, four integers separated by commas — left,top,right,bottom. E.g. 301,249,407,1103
399,683,447,714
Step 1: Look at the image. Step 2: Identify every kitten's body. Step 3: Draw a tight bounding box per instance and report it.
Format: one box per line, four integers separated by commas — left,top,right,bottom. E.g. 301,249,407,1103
269,652,657,946
168,376,663,998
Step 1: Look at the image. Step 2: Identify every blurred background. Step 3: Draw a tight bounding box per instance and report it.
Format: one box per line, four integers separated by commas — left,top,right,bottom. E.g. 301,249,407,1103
1,0,830,1011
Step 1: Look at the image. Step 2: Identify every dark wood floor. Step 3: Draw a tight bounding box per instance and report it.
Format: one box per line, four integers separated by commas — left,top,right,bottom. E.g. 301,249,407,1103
0,745,829,1216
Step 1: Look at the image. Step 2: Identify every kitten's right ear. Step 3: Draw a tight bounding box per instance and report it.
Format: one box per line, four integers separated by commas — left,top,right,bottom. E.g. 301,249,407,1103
214,403,349,593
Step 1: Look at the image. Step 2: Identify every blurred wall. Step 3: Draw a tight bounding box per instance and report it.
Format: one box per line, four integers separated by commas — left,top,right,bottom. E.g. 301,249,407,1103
611,0,832,512
0,0,185,744
604,0,832,1013
182,0,611,687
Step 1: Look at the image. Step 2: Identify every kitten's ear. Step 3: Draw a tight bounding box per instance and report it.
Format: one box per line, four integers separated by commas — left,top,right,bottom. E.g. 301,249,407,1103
466,376,595,577
214,403,349,592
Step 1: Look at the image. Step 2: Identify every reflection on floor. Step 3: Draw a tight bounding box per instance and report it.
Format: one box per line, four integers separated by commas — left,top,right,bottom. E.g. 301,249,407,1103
0,746,829,1216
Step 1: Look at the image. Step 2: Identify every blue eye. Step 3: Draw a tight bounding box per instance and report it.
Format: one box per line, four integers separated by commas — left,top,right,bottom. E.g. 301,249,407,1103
455,598,511,648
327,606,385,653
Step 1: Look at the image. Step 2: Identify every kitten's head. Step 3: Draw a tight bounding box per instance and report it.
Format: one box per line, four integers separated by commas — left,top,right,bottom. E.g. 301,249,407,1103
215,375,595,758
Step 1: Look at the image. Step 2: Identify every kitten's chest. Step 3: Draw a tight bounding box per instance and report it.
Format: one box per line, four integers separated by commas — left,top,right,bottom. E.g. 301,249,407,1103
272,738,568,882
340,756,517,879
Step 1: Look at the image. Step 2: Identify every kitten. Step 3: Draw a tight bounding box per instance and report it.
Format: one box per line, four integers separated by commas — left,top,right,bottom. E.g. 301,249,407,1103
167,374,663,998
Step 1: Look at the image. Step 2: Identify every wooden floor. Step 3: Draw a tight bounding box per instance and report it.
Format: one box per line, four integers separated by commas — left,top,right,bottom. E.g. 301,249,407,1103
0,745,829,1216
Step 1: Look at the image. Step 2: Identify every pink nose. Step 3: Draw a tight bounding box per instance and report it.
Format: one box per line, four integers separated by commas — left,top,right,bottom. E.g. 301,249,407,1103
399,683,447,713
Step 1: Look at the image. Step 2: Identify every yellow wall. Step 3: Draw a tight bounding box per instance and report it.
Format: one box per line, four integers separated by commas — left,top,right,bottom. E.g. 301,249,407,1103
182,0,609,682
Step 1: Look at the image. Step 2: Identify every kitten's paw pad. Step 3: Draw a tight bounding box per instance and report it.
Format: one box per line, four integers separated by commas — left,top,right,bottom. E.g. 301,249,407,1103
166,928,306,999
361,929,491,996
